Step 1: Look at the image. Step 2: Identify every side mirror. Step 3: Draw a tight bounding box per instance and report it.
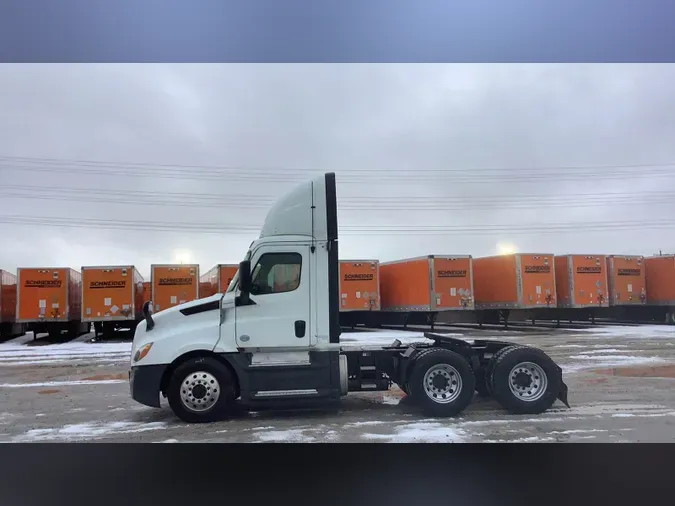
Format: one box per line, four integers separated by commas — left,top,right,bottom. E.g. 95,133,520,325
238,260,252,304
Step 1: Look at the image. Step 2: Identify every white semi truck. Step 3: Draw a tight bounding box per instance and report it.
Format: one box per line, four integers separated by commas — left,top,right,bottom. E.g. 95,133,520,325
129,172,570,423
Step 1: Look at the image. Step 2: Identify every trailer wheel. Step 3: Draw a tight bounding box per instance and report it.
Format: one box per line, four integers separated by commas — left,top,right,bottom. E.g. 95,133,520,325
167,357,237,423
489,346,561,415
408,348,475,417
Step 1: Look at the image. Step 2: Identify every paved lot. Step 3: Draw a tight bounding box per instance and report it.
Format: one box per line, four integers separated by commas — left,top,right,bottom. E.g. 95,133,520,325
1,325,674,442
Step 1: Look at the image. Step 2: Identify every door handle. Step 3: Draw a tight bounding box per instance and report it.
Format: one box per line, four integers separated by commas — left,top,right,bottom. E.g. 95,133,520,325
294,320,306,338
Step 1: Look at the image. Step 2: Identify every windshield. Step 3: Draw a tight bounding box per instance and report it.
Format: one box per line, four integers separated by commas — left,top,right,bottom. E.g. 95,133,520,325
226,249,252,293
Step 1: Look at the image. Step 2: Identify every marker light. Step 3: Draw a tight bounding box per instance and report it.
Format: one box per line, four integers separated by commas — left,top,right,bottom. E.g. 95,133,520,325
134,343,153,363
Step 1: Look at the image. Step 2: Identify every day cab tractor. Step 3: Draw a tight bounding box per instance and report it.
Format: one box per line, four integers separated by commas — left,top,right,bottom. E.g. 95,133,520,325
128,172,570,423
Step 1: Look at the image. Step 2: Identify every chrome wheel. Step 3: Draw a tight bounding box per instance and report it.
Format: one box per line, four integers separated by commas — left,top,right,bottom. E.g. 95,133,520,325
423,363,462,404
180,371,220,412
508,362,548,402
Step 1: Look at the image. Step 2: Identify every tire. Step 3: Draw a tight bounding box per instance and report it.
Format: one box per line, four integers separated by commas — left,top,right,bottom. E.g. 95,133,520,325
408,348,475,417
167,356,237,423
489,346,561,415
483,346,512,396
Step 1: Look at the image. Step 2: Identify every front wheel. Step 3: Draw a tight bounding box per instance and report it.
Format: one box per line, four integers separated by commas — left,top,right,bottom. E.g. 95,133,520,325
488,346,562,415
167,357,237,423
408,348,475,417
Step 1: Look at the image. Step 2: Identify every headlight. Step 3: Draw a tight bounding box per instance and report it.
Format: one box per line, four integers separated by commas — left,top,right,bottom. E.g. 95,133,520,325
133,342,153,363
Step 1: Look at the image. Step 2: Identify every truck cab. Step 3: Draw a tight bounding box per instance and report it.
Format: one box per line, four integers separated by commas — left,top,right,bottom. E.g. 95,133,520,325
129,172,568,423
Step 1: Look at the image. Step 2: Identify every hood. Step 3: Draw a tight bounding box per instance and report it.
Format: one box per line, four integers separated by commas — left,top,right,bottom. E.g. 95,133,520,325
152,293,224,318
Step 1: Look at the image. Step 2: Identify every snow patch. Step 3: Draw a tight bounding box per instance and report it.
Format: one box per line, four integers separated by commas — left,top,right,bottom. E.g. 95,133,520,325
571,325,675,339
547,429,607,435
361,422,466,443
483,436,556,443
568,354,660,361
344,420,403,428
0,379,126,388
0,340,131,366
254,429,316,443
562,354,667,373
13,420,169,441
381,394,401,406
577,349,629,355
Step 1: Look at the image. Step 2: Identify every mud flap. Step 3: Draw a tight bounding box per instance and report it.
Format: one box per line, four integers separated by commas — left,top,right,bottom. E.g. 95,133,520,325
557,374,571,408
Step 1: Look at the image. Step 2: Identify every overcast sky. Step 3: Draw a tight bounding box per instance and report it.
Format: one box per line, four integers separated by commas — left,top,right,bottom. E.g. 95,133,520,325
0,64,674,279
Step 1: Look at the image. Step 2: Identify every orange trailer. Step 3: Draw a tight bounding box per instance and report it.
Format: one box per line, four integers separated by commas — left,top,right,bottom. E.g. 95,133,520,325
143,282,152,303
200,264,239,298
16,267,89,338
0,270,17,323
151,264,200,312
645,255,675,306
339,260,381,311
81,266,144,323
555,255,609,308
606,255,646,306
473,254,556,309
380,255,474,312
0,270,25,338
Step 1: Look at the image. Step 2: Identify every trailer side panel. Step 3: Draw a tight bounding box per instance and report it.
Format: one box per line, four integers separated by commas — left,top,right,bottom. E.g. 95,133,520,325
379,257,432,311
473,255,519,308
0,270,18,323
645,255,675,305
218,265,239,293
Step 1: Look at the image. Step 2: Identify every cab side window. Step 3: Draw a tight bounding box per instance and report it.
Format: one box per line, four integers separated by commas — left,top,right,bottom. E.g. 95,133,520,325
250,253,302,296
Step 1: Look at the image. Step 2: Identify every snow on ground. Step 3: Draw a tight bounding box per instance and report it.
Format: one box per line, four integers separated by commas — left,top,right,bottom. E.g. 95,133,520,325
361,421,467,443
570,325,675,339
0,337,131,366
0,379,127,388
577,348,627,354
562,354,668,374
254,428,319,443
12,420,169,442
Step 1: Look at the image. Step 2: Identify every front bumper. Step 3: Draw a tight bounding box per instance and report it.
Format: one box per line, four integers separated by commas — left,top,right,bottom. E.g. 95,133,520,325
129,364,167,408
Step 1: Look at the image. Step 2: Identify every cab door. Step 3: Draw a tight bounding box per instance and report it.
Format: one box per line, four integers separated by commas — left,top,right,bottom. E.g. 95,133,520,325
234,245,311,350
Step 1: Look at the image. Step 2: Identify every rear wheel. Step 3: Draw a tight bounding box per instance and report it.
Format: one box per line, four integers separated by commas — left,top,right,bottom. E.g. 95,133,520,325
408,348,475,417
489,346,561,415
167,357,237,423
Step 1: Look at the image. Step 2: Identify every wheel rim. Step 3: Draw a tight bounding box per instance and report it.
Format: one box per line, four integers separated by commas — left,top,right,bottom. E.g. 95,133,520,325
422,364,462,404
508,362,548,402
180,371,220,412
